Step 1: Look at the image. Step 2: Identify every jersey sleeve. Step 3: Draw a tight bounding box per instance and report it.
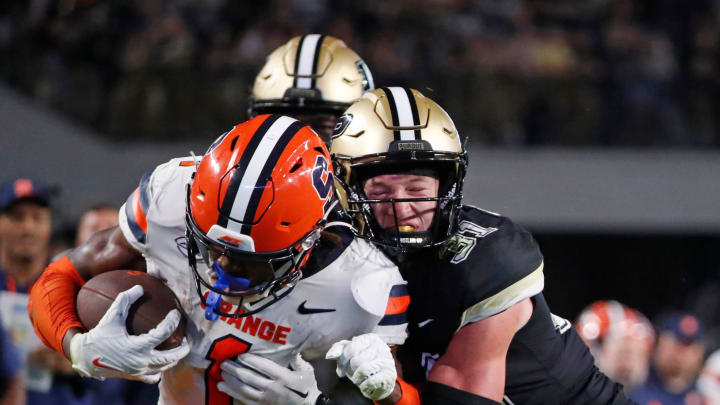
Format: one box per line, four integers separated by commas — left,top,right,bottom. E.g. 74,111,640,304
351,250,409,346
454,214,545,328
119,169,153,252
372,281,410,346
118,158,188,253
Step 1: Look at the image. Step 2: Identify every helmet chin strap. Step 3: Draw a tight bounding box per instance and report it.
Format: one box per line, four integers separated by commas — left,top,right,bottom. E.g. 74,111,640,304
205,261,251,321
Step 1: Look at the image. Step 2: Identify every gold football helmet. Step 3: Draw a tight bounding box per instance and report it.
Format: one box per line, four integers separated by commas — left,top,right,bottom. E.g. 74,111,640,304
331,87,467,249
249,34,374,118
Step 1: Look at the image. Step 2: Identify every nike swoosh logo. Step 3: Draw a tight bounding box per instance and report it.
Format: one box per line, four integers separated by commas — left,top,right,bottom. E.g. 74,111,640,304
92,357,120,371
418,319,434,328
297,300,336,315
285,386,309,399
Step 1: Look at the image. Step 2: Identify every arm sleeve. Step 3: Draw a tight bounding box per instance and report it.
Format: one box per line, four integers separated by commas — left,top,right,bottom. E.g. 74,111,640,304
27,256,86,356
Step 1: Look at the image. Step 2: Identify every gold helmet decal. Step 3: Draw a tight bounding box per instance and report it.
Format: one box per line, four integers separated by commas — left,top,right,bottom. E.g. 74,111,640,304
331,87,467,250
249,34,374,116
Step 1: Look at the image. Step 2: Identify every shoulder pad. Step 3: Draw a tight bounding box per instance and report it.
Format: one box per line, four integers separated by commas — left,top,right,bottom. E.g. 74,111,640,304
119,156,194,249
351,270,393,318
349,240,404,318
440,211,544,324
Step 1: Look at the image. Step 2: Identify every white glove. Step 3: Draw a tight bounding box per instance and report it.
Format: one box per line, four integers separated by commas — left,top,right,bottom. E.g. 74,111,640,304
69,285,190,383
325,333,397,401
218,353,322,405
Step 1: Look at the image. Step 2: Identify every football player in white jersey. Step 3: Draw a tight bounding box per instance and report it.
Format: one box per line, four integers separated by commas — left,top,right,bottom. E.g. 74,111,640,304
28,114,407,405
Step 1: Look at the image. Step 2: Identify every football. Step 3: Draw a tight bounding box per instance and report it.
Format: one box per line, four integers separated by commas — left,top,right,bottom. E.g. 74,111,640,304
76,270,186,350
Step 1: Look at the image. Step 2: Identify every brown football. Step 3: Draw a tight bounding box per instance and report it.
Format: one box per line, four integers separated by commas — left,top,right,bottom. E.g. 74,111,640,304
76,270,186,350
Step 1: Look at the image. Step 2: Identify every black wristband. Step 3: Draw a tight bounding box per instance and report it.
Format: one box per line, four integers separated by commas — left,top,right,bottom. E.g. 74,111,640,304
422,382,502,405
315,393,331,405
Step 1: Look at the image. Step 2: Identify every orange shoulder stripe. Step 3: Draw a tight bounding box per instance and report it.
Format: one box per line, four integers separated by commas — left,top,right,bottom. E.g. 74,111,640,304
131,188,148,233
385,295,410,316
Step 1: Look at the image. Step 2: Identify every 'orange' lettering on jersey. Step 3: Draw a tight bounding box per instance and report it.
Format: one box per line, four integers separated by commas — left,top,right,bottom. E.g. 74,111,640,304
201,291,291,345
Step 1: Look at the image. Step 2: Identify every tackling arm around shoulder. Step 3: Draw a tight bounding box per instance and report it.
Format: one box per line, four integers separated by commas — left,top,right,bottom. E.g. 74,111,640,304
425,298,533,404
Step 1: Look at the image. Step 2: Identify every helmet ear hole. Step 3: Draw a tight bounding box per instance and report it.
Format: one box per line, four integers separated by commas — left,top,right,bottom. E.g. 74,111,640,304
229,136,239,151
289,158,303,173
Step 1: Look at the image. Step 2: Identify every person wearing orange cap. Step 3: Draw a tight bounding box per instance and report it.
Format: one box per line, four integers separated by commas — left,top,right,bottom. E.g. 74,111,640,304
576,300,655,395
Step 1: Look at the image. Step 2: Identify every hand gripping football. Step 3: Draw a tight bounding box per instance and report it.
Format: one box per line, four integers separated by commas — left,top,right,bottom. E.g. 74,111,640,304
76,270,186,350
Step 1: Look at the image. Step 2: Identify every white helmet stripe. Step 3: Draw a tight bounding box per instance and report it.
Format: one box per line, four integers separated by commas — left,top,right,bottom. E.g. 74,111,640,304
295,34,323,89
226,115,297,234
387,87,418,140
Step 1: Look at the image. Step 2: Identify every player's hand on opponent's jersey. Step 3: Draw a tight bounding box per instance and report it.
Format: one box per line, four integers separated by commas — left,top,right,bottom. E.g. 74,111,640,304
326,333,397,401
218,353,322,405
69,285,190,383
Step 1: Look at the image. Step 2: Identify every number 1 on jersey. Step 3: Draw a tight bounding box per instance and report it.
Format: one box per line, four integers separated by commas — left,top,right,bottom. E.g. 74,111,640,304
205,335,251,405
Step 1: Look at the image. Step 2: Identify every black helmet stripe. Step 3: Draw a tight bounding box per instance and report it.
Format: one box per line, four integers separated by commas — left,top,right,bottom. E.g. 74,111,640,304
239,119,305,236
404,87,422,140
219,115,305,236
218,114,280,227
381,87,421,140
293,34,325,90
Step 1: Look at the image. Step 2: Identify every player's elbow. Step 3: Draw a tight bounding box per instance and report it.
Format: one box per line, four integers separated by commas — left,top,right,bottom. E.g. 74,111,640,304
427,359,506,401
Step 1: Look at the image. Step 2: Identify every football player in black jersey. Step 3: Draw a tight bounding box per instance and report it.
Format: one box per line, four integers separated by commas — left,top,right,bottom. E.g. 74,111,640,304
330,87,639,405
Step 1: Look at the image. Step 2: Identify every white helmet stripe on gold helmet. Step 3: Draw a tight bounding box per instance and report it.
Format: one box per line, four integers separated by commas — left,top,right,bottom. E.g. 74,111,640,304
382,87,421,140
294,34,324,89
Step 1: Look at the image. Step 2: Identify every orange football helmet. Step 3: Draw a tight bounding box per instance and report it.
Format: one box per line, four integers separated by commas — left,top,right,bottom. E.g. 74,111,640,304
185,114,334,320
576,301,654,391
576,300,654,352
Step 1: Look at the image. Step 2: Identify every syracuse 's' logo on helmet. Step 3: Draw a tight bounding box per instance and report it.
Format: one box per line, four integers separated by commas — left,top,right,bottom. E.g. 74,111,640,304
312,155,333,208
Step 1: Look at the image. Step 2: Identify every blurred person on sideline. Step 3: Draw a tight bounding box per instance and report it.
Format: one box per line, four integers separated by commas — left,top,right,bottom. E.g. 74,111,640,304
75,204,119,246
698,349,720,405
0,314,25,405
0,178,95,405
632,312,707,405
51,204,120,262
576,300,655,395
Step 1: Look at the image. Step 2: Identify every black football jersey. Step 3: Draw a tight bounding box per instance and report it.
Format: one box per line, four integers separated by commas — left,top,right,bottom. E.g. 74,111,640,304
396,206,628,405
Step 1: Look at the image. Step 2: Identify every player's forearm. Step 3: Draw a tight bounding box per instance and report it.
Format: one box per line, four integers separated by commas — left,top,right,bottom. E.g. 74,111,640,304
377,382,402,404
68,226,145,279
61,327,83,360
377,378,420,405
28,257,86,356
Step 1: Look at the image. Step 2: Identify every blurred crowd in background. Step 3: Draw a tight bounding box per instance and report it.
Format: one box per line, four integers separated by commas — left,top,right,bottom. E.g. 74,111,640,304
1,0,720,146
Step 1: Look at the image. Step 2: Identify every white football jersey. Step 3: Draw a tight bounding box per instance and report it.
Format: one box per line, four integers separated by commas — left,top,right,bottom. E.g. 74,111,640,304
118,157,408,405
